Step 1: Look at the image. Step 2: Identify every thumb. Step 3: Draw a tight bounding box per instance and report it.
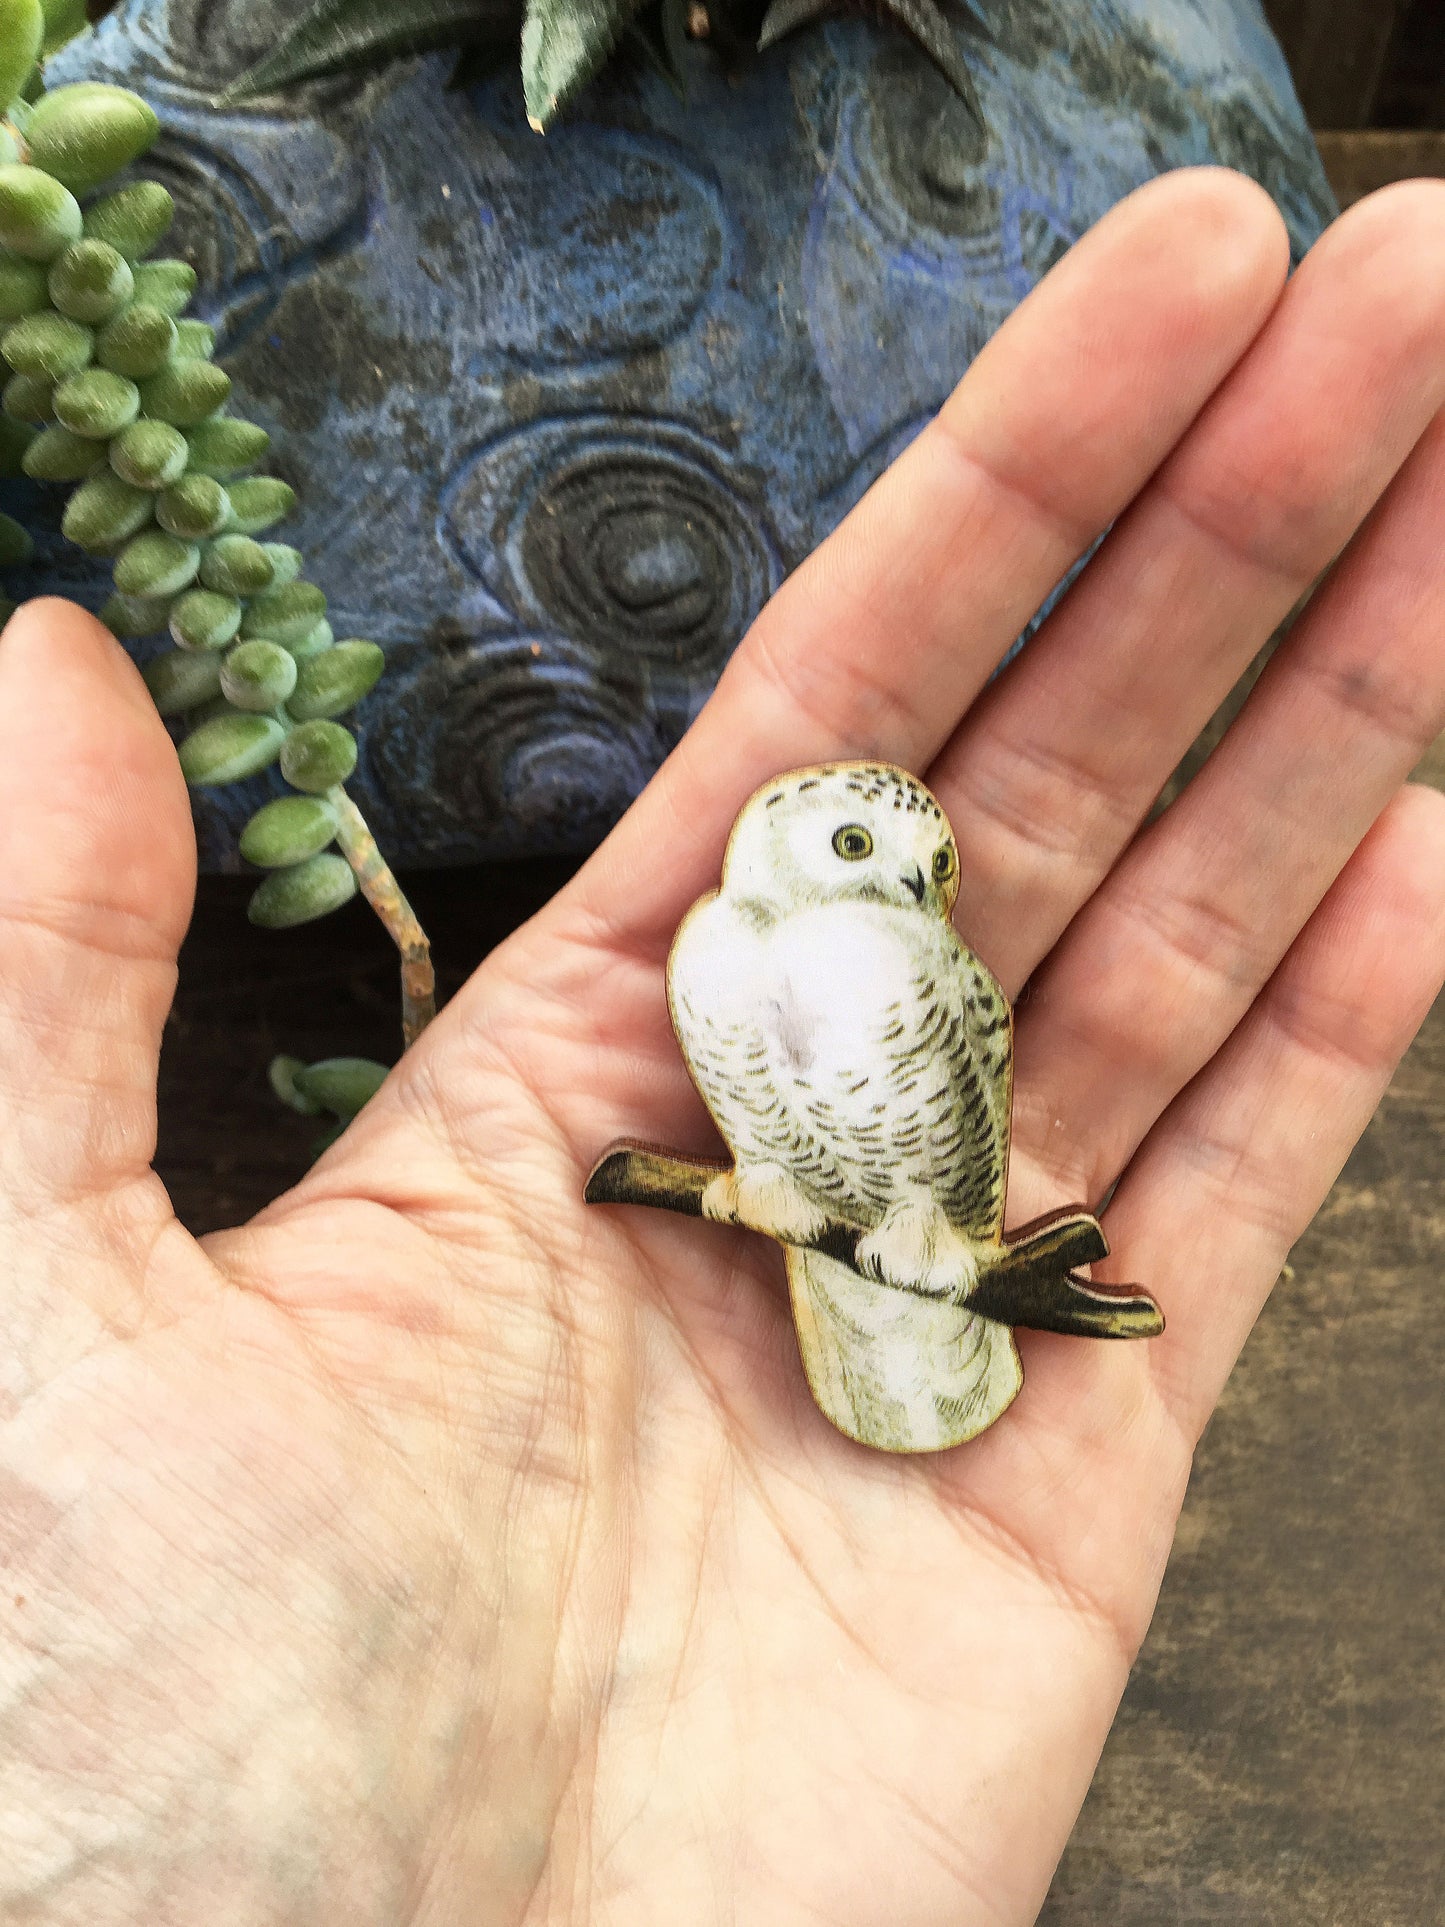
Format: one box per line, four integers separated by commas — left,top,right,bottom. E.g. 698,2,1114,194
0,598,195,1204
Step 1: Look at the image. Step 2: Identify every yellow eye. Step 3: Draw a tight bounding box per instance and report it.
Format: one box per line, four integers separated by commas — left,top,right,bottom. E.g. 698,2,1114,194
933,845,956,882
832,823,873,861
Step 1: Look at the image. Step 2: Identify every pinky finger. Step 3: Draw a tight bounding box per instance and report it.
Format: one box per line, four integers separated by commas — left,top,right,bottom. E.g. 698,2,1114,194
1098,782,1445,1446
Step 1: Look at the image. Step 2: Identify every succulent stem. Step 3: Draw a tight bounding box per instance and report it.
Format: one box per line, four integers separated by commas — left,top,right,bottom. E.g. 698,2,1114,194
329,784,436,1047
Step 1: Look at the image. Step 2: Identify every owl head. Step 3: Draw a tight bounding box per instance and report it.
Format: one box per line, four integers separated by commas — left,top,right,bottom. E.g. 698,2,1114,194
721,762,960,918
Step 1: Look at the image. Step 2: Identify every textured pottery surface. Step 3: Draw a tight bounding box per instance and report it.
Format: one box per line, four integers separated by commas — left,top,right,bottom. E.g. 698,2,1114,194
10,0,1334,868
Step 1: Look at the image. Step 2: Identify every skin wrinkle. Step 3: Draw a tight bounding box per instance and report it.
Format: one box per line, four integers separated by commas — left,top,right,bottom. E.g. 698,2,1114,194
1287,633,1445,765
928,1420,1175,1666
587,1476,720,1889
0,900,182,972
740,594,943,770
925,402,1103,562
944,704,1151,882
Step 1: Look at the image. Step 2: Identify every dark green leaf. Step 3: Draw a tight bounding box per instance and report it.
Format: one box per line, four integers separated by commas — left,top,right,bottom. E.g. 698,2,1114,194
521,0,647,130
626,3,686,97
292,1055,390,1118
219,0,518,101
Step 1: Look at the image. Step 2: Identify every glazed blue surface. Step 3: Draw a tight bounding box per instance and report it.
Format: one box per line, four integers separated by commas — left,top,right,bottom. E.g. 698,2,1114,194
11,0,1333,866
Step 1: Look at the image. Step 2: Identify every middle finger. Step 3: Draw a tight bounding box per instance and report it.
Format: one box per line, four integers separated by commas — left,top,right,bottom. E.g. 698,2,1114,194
926,182,1445,1002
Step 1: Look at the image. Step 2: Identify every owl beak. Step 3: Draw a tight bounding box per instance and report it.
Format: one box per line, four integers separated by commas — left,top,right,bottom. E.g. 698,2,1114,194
902,865,926,902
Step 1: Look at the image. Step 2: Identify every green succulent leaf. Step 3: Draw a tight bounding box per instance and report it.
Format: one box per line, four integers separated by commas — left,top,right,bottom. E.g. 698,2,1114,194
83,182,176,261
109,415,188,488
0,509,34,568
113,527,199,598
0,255,50,324
184,416,269,476
247,852,358,928
286,638,385,721
219,0,515,102
62,468,153,550
48,238,134,325
22,421,106,480
25,83,160,192
53,364,140,437
290,1055,390,1118
142,646,224,718
40,0,92,55
199,532,274,597
100,589,171,638
0,0,43,118
1,309,93,380
129,258,197,315
241,794,340,869
279,717,358,793
169,585,243,651
0,415,35,475
97,302,177,378
2,370,55,422
178,710,287,786
220,636,298,711
284,616,335,662
521,0,645,129
156,473,230,541
240,579,327,646
225,476,296,535
268,1052,328,1117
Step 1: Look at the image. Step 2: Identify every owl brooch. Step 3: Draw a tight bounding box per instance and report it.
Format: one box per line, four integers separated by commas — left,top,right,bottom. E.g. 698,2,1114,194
586,761,1163,1453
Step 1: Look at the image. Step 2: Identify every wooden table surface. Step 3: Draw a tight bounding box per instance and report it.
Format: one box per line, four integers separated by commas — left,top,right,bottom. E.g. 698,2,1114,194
149,127,1445,1925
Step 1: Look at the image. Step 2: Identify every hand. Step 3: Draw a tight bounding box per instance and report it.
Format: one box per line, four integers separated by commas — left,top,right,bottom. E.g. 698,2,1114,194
4,168,1445,1925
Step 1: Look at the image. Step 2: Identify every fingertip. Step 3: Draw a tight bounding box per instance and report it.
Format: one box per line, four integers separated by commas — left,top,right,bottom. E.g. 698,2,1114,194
0,594,196,957
1300,177,1445,344
1365,780,1445,927
1075,163,1291,314
2,595,157,722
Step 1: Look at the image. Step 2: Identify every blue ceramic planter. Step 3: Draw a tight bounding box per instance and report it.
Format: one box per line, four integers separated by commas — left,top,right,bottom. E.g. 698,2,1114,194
14,0,1333,867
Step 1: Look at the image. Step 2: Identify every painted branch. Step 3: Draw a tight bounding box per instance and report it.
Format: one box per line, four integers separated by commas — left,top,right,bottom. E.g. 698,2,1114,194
584,1141,1163,1340
330,786,437,1048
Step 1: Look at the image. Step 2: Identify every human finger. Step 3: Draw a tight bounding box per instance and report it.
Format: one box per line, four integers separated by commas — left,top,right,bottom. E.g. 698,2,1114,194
1010,385,1445,1211
0,597,195,1204
925,180,1445,996
1091,783,1445,1444
564,168,1289,958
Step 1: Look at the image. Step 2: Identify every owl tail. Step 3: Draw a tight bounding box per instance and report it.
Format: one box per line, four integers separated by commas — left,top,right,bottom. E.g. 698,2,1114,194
785,1248,1023,1452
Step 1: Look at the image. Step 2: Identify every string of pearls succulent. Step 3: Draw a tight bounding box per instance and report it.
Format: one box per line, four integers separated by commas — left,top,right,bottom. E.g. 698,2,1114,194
2,5,436,1131
0,61,387,936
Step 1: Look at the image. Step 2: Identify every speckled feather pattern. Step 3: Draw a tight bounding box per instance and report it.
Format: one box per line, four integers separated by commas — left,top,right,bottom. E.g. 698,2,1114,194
668,762,1024,1450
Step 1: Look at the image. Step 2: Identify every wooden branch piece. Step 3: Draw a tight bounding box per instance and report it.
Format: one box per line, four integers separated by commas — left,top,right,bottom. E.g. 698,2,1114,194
330,786,437,1048
585,1142,1163,1340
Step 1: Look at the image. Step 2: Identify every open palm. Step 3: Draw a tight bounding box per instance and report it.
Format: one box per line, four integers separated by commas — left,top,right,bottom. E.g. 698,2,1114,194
5,169,1445,1925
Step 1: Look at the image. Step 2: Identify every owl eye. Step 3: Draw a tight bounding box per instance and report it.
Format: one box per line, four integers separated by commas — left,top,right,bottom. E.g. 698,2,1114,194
932,845,956,882
832,823,874,861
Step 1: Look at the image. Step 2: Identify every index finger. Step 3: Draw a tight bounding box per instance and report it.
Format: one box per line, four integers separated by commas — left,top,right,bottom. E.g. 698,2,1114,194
566,167,1290,953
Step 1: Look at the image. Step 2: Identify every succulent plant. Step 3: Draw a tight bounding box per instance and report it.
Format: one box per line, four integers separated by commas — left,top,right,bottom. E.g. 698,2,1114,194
0,15,421,1129
212,0,985,132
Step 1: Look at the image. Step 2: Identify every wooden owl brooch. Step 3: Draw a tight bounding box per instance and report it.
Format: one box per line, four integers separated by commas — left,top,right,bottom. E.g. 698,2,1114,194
587,760,1162,1453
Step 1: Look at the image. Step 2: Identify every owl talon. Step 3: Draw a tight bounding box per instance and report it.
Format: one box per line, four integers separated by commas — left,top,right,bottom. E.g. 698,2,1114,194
703,1163,830,1245
856,1200,990,1302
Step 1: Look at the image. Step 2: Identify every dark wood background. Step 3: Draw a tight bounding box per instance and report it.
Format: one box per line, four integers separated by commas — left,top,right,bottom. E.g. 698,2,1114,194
152,10,1444,1919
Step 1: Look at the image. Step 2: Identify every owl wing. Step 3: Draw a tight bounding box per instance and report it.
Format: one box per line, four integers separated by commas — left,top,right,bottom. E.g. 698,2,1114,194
672,900,1012,1240
786,914,1013,1238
